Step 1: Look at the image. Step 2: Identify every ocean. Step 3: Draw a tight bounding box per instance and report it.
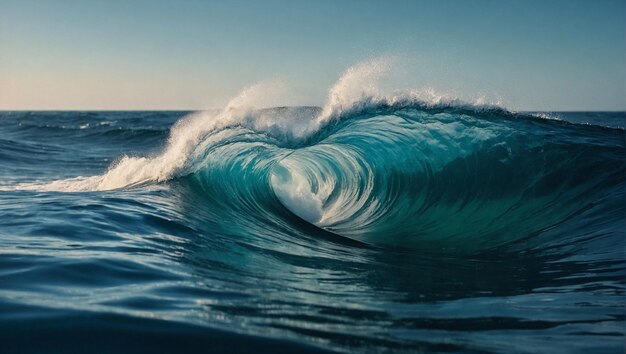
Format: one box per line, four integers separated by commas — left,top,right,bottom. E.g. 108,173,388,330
0,97,624,352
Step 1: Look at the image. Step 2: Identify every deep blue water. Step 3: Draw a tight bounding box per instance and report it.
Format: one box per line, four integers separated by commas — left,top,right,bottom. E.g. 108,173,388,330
0,108,624,353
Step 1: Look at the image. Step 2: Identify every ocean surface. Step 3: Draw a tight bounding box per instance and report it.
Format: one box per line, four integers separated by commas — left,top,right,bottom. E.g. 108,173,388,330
1,90,625,352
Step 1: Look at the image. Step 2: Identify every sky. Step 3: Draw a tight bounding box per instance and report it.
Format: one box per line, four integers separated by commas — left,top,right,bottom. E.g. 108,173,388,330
0,0,624,111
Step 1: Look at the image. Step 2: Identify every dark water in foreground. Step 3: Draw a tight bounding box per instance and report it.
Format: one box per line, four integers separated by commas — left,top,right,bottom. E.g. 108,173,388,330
0,109,624,353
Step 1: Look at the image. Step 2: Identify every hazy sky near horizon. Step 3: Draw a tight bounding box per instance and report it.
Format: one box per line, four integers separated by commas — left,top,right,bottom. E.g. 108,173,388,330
0,0,624,111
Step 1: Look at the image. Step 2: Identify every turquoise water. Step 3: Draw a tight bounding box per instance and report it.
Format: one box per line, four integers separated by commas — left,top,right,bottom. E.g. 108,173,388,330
0,106,624,353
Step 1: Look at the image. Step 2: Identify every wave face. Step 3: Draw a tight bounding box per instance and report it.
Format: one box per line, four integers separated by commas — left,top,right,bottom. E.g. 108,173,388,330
0,61,624,353
160,103,622,257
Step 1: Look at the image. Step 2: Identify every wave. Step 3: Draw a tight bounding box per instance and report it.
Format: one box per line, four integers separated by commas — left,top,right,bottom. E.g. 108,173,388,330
4,59,624,253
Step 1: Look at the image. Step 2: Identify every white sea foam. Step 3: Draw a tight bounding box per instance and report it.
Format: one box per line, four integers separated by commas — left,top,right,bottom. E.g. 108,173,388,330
270,168,324,224
5,57,503,193
8,81,287,192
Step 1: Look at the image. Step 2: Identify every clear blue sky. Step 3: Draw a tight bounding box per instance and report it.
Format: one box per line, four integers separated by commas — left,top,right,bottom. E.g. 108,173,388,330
0,0,624,110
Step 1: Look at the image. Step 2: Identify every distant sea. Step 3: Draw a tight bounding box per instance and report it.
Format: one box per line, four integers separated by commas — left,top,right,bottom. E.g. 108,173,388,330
0,108,624,353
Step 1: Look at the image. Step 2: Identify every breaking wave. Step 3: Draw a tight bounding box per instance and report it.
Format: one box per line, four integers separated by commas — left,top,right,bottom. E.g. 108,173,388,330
6,58,624,253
